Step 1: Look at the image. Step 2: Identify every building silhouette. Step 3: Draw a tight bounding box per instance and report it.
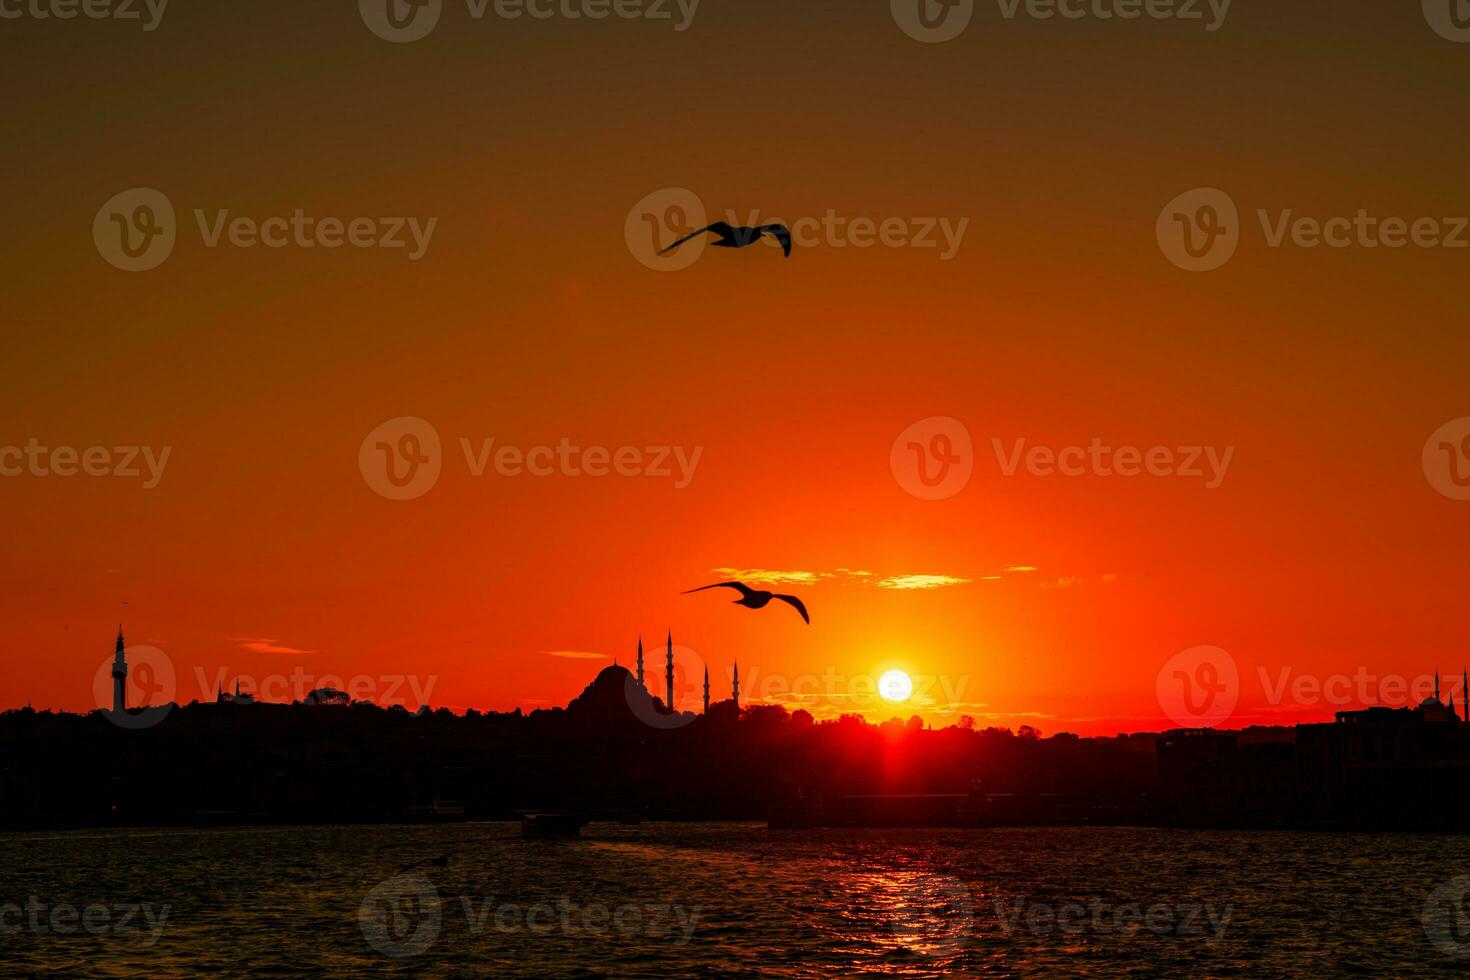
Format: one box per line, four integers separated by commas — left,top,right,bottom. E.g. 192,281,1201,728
110,626,127,714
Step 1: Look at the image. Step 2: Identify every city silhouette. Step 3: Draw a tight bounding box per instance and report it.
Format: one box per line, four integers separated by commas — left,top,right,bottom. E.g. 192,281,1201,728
4,627,1469,832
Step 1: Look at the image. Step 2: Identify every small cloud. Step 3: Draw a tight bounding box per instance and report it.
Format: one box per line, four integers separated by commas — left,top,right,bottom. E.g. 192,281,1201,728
873,574,972,591
711,568,827,586
232,637,314,655
1037,573,1120,590
1005,565,1038,573
543,650,610,660
709,568,970,591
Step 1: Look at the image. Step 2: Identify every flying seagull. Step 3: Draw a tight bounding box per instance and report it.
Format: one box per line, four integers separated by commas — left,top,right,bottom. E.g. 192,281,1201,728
683,581,810,624
660,221,792,258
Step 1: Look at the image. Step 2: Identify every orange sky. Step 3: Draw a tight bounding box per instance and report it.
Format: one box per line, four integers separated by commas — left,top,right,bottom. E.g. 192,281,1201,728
3,2,1469,734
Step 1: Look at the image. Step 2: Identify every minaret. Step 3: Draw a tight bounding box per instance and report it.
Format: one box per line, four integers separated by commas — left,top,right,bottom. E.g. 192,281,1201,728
1436,670,1442,703
665,631,675,711
732,659,740,710
111,626,127,714
636,636,645,689
703,666,710,713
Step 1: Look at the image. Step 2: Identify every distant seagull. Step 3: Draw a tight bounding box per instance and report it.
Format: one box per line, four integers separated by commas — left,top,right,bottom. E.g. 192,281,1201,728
660,221,793,258
683,581,810,624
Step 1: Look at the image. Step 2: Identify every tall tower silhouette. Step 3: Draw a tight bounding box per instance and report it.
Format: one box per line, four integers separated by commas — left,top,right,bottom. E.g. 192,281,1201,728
703,666,710,713
665,631,675,711
111,626,127,714
732,659,740,710
636,635,645,689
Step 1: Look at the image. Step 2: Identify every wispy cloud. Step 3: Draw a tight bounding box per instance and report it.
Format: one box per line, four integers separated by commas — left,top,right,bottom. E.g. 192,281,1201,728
873,574,972,591
1038,573,1119,590
232,637,314,655
542,650,610,660
709,568,969,591
711,568,828,586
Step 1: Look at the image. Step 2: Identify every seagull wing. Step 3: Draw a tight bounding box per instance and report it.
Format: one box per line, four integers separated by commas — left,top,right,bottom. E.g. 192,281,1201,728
660,222,734,254
683,581,755,598
761,224,792,257
773,594,810,624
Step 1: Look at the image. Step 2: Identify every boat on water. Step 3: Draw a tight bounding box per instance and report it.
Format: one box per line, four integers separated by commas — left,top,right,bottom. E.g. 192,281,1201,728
520,812,588,838
405,800,468,823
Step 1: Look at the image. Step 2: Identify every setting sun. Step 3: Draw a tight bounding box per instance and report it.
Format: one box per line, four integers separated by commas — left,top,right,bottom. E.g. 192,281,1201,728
878,670,913,703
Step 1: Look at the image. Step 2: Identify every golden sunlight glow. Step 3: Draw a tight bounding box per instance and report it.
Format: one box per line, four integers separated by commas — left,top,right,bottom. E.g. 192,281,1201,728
878,669,913,703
